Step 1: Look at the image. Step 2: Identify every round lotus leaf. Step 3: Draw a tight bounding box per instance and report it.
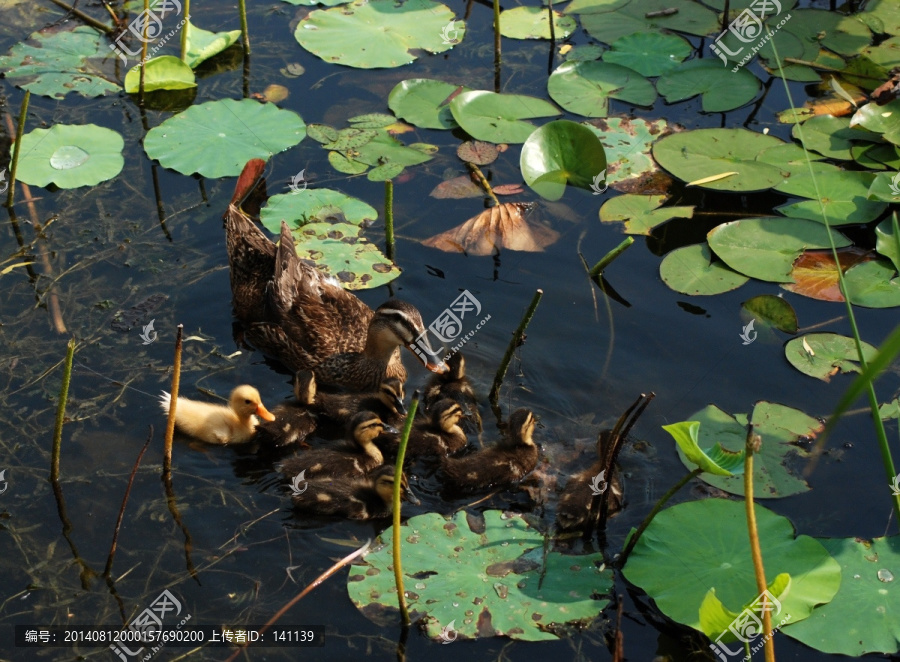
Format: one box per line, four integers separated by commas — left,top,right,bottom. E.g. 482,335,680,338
260,189,378,234
843,260,900,308
124,56,196,93
601,31,691,77
294,0,459,69
851,99,900,146
706,217,852,283
0,26,119,99
660,243,749,295
657,59,761,112
623,498,840,635
449,91,561,143
14,123,124,189
785,333,878,381
519,120,607,201
144,99,306,178
652,129,785,191
499,7,575,40
292,222,399,290
547,61,656,118
600,193,693,235
774,170,886,225
580,0,718,43
347,510,612,641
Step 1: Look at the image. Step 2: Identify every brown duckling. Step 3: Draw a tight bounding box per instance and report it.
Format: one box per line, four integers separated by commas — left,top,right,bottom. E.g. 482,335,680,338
441,408,538,492
290,465,419,520
406,399,468,458
159,385,275,445
279,411,390,481
254,371,318,448
556,430,624,531
314,374,406,429
422,352,482,432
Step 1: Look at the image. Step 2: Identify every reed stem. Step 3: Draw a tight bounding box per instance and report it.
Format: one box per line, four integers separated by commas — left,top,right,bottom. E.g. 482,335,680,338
51,339,76,483
139,0,149,99
392,391,420,626
492,0,501,91
744,430,775,662
163,324,183,474
489,289,543,408
239,0,251,55
385,179,395,261
5,90,30,208
180,0,190,62
590,236,634,279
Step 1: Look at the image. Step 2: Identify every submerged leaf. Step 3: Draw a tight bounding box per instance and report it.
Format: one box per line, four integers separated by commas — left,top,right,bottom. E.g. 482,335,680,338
422,203,558,255
430,175,483,199
741,294,798,333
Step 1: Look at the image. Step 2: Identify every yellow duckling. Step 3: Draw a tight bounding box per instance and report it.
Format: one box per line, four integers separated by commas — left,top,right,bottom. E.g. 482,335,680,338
159,385,275,445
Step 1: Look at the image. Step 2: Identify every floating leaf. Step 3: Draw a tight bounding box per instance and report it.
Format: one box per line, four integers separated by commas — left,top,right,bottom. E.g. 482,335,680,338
657,59,761,112
124,56,196,93
366,162,405,181
601,31,691,77
782,249,872,302
600,194,693,235
307,123,340,143
623,499,840,633
293,222,399,289
260,189,378,234
706,217,851,283
868,171,900,202
880,399,900,420
348,113,397,129
183,21,241,68
144,99,306,178
851,99,900,146
450,91,560,144
843,260,900,308
652,129,785,192
430,175,482,199
875,216,900,273
579,0,718,44
775,170,886,225
662,421,744,476
792,115,882,161
328,151,369,174
563,44,604,61
583,117,671,191
457,140,498,165
347,511,612,641
294,0,459,69
741,294,798,334
388,79,467,130
519,120,607,201
422,203,558,254
547,61,656,119
659,243,748,296
14,123,124,189
0,26,119,98
756,142,833,182
785,333,878,381
499,6,576,40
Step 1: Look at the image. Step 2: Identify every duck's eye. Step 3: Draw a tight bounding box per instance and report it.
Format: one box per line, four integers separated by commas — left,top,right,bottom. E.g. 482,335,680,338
244,399,253,405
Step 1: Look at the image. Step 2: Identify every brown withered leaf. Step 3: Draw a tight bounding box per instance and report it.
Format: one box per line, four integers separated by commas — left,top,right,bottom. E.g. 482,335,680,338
782,248,873,301
457,140,499,165
492,183,525,195
422,202,558,255
430,175,482,199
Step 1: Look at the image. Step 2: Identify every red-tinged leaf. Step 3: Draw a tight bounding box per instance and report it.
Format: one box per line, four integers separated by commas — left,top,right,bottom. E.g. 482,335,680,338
230,159,267,207
782,248,873,301
457,140,499,165
422,202,558,255
492,184,525,195
430,175,483,199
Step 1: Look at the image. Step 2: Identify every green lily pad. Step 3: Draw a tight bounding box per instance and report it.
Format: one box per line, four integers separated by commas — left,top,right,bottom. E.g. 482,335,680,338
868,171,900,202
449,91,560,144
547,61,656,118
784,536,900,656
756,143,834,183
875,216,900,273
851,143,896,169
859,0,900,34
260,189,378,234
294,0,458,69
14,123,124,189
600,194,693,235
183,21,242,68
792,115,881,161
388,79,467,129
881,399,900,420
785,333,879,381
348,113,397,129
843,260,900,308
144,99,306,178
700,573,792,643
660,243,749,295
652,129,786,192
347,510,612,641
662,421,744,476
0,26,119,98
282,0,349,5
563,0,629,14
657,59,761,112
580,0,718,44
706,217,851,283
601,31,691,77
584,117,669,189
563,44,605,61
741,294,799,334
292,222,399,290
328,151,369,175
775,170,886,226
499,6,575,40
307,124,340,143
623,499,841,634
353,131,432,169
519,120,607,201
851,99,900,146
124,55,196,93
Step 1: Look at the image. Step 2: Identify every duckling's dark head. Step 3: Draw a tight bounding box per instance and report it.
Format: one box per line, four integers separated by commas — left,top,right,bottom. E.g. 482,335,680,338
350,410,387,445
445,352,466,380
432,399,464,432
370,465,418,505
292,370,316,405
507,408,536,447
372,300,448,375
377,377,406,415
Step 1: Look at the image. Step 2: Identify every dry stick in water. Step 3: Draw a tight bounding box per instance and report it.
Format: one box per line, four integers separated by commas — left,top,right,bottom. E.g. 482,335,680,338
163,324,184,474
385,179,395,261
744,430,776,662
5,90,29,208
393,392,420,627
51,338,76,483
222,540,372,662
47,0,115,32
489,289,544,411
492,0,501,91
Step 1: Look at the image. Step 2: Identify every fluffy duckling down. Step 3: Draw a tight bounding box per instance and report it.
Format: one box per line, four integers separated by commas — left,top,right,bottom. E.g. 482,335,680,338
160,385,275,445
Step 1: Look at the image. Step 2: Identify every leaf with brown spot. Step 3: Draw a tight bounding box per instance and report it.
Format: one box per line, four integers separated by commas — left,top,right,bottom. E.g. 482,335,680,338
782,248,873,301
458,140,499,165
476,607,494,637
422,203,558,255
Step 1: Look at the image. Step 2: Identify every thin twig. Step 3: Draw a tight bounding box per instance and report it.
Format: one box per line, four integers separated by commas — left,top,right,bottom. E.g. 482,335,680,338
47,0,115,32
51,339,76,483
493,0,501,91
589,237,634,280
5,90,29,208
465,162,499,207
489,289,543,413
393,392,420,626
385,179,395,261
163,324,184,474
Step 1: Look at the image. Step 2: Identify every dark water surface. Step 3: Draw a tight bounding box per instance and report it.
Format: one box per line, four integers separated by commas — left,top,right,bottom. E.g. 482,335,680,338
0,1,897,661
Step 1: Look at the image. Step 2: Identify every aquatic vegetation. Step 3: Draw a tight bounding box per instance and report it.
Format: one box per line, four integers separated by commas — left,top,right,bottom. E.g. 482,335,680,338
13,123,124,188
519,120,607,201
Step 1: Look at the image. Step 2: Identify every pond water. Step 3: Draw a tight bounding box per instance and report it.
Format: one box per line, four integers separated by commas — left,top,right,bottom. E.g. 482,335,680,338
1,0,898,661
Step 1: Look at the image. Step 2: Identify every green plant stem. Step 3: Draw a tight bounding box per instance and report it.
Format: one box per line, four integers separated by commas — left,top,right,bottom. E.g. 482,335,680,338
239,0,250,55
5,90,30,208
392,392,420,627
488,289,543,408
465,162,499,207
772,41,900,524
139,0,149,99
385,179,395,261
589,236,634,278
51,339,76,483
47,0,115,33
492,0,501,92
744,431,775,662
163,324,183,475
618,467,701,565
180,0,190,62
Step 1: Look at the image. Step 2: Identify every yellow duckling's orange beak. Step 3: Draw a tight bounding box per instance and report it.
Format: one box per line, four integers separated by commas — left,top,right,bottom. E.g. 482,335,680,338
257,402,276,422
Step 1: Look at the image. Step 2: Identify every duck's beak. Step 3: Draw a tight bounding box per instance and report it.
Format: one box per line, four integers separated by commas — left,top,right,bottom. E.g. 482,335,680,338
257,402,276,422
407,336,449,374
401,480,421,505
383,424,400,435
391,394,407,416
